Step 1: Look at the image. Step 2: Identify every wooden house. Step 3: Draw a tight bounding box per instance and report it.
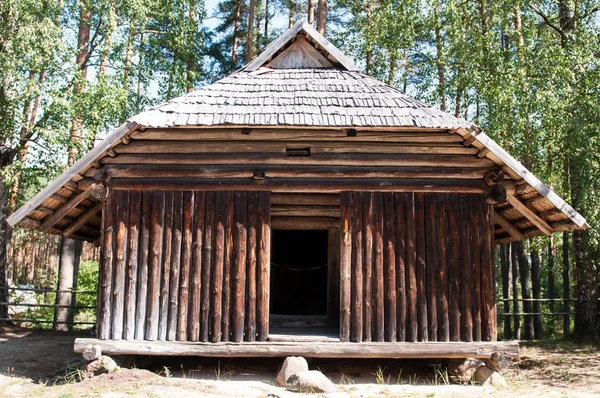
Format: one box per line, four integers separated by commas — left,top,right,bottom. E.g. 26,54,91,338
8,22,587,359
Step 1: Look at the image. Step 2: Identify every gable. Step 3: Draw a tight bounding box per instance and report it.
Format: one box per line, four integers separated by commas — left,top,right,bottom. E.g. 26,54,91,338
266,36,333,69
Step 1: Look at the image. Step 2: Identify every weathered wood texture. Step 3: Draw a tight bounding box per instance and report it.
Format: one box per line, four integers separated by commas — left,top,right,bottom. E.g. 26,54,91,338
98,190,271,342
340,192,496,342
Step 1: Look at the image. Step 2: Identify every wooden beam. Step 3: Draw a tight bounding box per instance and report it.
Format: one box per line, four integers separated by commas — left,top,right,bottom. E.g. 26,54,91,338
62,202,103,238
493,213,525,242
109,178,487,194
506,195,553,235
73,338,519,359
41,190,92,232
271,216,338,230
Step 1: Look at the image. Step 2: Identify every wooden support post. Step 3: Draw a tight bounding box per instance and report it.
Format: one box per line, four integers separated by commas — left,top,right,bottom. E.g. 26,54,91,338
361,192,374,341
222,192,234,340
257,192,271,341
446,194,461,341
146,191,165,341
393,193,406,342
340,192,352,342
435,194,449,342
111,191,129,340
245,192,259,342
177,191,195,341
458,193,473,342
134,192,151,340
404,193,418,342
414,193,428,341
200,192,213,342
468,195,482,342
212,192,226,342
158,191,174,341
480,200,496,341
383,193,397,342
124,191,141,340
350,192,363,342
98,193,116,340
232,191,248,342
424,194,438,342
167,191,183,341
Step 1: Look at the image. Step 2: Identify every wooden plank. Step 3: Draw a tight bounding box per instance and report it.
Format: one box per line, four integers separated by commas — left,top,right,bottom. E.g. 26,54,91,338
222,192,235,341
75,338,520,359
446,194,461,341
158,191,174,341
135,192,151,340
111,191,129,340
266,36,334,68
257,192,271,341
177,191,195,341
373,193,385,342
414,193,428,342
271,205,339,218
468,195,482,342
124,191,141,340
404,193,418,342
271,217,338,230
271,193,339,206
245,192,259,342
102,153,495,168
361,192,373,342
494,212,525,241
393,193,406,342
187,192,205,342
98,194,116,340
109,177,487,194
479,199,495,341
435,194,449,342
383,193,397,342
167,191,183,341
132,128,464,143
200,192,214,342
63,202,102,238
339,192,352,342
41,190,91,231
458,193,473,342
232,191,248,342
212,192,226,342
350,192,363,342
505,195,552,235
146,191,165,341
424,194,438,342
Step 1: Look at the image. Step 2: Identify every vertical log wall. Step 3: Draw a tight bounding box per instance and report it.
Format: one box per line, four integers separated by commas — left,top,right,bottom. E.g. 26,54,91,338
98,190,271,342
340,192,496,343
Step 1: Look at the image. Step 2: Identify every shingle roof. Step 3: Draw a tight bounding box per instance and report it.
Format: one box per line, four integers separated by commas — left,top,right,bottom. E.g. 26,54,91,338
132,68,473,130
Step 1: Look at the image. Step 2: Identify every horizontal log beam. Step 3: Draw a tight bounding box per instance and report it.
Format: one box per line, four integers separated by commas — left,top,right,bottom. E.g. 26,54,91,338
108,178,487,194
131,128,464,143
493,212,525,241
506,195,553,235
101,153,495,168
91,164,491,180
271,193,339,206
73,338,519,359
271,217,339,230
63,202,103,238
272,205,339,218
115,141,479,156
41,190,91,232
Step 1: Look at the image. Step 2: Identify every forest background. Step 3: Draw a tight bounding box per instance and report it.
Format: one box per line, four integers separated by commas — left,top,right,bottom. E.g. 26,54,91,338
0,0,599,338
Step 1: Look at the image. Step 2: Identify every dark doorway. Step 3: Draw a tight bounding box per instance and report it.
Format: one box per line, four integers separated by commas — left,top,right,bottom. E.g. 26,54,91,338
270,230,328,315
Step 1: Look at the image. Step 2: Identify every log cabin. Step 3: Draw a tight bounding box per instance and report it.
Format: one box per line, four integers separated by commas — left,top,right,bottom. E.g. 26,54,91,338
7,21,587,360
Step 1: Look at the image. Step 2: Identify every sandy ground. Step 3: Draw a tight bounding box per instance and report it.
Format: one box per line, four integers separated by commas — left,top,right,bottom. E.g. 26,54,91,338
1,326,600,397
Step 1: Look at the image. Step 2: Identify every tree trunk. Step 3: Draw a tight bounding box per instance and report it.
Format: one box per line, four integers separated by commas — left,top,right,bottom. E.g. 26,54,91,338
562,231,570,335
0,180,9,324
573,229,598,338
510,242,520,339
433,0,446,111
124,23,134,95
264,0,269,47
531,250,542,339
308,0,314,24
246,0,256,63
316,0,327,35
54,237,82,331
500,244,511,339
288,0,295,28
516,241,534,340
547,237,556,335
187,3,196,93
231,0,242,72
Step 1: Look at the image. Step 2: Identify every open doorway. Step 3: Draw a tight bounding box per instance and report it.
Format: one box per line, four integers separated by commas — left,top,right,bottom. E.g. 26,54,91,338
269,229,338,341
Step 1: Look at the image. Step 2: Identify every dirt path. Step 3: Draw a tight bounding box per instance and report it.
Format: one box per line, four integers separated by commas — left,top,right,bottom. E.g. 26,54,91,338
1,326,599,397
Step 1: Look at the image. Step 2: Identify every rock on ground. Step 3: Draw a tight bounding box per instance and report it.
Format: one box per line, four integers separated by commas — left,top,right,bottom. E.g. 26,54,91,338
83,355,118,378
276,356,309,387
286,370,336,393
474,366,508,387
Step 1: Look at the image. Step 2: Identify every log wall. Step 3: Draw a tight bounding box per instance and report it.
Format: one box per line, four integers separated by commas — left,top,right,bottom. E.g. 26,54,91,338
340,192,496,343
98,190,271,342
